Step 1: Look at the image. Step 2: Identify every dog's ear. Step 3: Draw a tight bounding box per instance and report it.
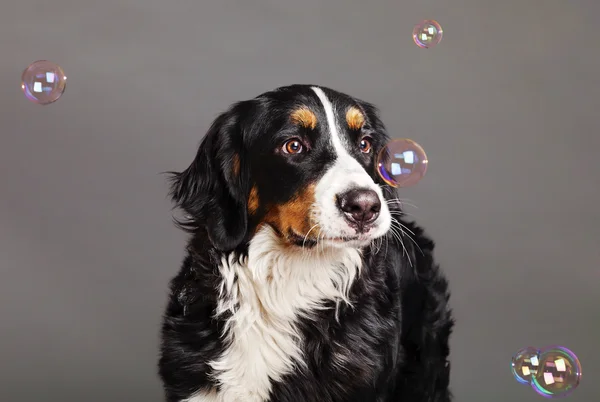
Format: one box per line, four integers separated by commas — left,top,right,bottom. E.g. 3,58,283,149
168,103,250,251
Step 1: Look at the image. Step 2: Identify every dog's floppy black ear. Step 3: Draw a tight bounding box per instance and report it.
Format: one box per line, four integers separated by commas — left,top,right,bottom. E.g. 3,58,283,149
168,104,249,251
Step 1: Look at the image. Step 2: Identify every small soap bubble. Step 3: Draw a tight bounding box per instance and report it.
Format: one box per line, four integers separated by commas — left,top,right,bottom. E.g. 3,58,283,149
511,347,541,385
21,60,67,105
413,20,443,49
377,139,428,188
531,346,582,398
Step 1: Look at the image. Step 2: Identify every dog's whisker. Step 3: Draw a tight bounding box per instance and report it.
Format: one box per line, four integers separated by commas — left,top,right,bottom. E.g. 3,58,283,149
387,225,404,251
388,210,419,221
384,233,389,260
371,238,380,255
395,222,425,257
317,230,325,255
400,231,425,257
369,236,382,256
374,236,383,255
387,217,417,237
389,217,413,267
385,199,419,209
390,216,424,259
302,224,320,249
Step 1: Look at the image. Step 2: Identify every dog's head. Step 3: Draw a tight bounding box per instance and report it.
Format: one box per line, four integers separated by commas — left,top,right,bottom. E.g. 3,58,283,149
169,85,393,252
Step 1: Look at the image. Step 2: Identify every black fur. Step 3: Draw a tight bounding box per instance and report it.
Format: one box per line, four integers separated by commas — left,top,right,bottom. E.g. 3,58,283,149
159,85,454,402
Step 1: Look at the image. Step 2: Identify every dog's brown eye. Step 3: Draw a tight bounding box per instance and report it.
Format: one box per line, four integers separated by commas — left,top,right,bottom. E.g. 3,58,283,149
359,137,372,153
283,139,304,154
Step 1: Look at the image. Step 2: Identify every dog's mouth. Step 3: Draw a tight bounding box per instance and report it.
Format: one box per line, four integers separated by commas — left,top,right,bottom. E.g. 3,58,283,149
325,236,361,242
287,230,368,248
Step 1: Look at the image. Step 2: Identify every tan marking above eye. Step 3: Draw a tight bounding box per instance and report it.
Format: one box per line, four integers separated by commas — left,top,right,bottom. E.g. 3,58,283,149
346,107,365,130
290,107,317,130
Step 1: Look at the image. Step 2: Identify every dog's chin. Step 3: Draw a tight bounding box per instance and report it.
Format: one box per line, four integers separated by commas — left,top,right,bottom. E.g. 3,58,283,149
322,236,374,249
288,228,385,250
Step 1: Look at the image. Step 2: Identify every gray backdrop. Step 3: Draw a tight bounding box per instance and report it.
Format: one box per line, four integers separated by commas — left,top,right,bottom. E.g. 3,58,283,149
1,0,598,401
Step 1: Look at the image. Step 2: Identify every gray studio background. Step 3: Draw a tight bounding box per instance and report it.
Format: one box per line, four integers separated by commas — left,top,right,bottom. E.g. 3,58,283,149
1,0,599,401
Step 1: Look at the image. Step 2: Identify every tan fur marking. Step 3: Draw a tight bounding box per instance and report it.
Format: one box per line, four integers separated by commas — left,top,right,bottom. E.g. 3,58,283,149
232,153,240,177
290,107,317,130
264,183,317,240
346,107,365,130
248,185,260,215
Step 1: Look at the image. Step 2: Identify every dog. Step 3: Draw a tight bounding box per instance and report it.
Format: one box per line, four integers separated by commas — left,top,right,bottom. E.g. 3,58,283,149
158,85,454,402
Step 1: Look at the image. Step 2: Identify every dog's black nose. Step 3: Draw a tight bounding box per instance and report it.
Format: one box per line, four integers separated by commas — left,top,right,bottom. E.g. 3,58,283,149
337,188,381,226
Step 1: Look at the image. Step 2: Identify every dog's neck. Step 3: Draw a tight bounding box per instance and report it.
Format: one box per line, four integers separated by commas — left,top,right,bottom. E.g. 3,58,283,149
215,225,364,320
206,225,364,402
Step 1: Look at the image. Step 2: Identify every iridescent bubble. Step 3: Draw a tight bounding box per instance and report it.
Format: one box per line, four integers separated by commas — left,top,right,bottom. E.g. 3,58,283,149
377,139,428,188
21,60,67,105
511,347,541,385
531,346,582,398
413,20,443,49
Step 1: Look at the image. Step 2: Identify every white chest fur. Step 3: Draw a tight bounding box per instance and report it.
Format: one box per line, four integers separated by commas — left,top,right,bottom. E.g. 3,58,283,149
186,226,363,402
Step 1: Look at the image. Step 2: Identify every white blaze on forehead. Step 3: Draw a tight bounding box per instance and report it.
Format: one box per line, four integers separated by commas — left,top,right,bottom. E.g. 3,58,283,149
310,86,369,180
311,86,350,159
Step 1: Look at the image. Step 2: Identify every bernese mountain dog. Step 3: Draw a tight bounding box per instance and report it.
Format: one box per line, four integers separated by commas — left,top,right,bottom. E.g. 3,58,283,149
159,84,454,402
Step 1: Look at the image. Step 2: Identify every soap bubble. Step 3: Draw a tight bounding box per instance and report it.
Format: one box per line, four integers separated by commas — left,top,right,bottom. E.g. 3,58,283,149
531,346,582,398
511,347,541,385
377,139,428,188
21,60,67,105
413,20,443,48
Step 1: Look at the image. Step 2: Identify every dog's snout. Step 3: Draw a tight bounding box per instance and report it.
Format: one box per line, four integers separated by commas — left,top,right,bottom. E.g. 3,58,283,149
337,188,381,226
